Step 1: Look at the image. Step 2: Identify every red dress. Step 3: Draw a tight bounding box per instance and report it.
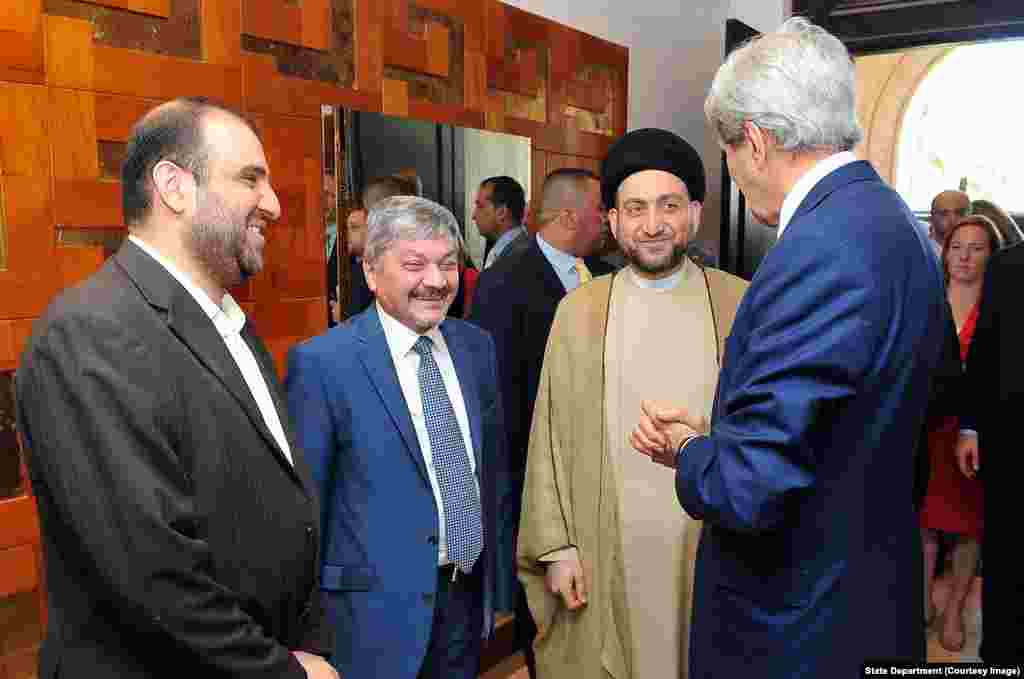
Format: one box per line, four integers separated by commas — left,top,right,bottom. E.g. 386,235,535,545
919,303,984,539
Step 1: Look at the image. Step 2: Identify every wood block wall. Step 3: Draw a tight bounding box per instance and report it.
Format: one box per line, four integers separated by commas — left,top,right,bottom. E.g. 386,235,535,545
0,0,627,374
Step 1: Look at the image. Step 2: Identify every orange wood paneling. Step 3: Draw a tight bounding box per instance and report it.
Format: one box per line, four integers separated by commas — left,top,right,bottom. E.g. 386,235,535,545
0,497,40,551
464,50,487,112
44,15,94,90
0,0,43,84
301,0,333,52
425,23,450,78
242,53,378,118
53,180,123,228
57,246,108,291
92,47,243,106
0,545,37,599
242,0,302,48
49,90,100,181
382,78,409,117
95,94,159,142
86,0,172,18
408,99,483,129
383,28,429,76
203,0,242,65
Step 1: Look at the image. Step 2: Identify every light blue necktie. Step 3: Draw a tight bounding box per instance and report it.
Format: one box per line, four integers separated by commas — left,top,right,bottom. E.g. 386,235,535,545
412,336,483,573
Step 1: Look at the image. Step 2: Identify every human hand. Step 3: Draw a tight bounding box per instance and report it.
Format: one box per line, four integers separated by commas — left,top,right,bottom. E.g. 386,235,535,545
293,651,340,679
545,555,587,610
630,400,706,469
955,433,980,480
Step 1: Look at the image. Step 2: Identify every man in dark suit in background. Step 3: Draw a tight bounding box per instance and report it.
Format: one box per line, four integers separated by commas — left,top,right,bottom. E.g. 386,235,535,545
633,18,946,678
956,240,1024,662
288,196,506,679
472,176,527,269
468,167,613,677
15,98,335,678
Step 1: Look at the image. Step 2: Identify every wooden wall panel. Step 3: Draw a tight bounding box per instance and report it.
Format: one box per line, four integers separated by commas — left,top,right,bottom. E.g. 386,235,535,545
0,0,627,336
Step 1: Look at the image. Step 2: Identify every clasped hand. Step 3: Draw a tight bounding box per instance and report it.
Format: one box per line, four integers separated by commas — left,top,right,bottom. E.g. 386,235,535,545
630,400,707,469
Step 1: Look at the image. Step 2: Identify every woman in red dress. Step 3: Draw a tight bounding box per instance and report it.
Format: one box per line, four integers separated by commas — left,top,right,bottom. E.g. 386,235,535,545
920,214,1004,651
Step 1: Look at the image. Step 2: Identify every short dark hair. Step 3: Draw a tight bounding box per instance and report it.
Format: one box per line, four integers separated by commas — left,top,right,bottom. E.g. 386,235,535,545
121,97,249,226
537,168,600,226
362,174,419,208
481,176,526,224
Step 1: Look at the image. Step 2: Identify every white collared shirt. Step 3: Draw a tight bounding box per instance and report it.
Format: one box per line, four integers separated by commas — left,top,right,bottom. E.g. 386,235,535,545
376,303,477,566
536,233,583,291
778,151,858,237
128,235,293,464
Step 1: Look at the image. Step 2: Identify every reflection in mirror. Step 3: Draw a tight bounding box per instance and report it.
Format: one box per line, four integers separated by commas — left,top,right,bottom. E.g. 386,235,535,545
322,105,342,326
323,108,530,320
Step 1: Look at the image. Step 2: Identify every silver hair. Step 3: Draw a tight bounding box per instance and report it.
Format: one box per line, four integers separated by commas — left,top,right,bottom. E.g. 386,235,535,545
705,16,863,153
363,195,464,265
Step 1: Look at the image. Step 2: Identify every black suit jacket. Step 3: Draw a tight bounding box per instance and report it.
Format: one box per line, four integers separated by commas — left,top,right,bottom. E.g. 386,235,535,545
16,240,329,678
963,241,1024,661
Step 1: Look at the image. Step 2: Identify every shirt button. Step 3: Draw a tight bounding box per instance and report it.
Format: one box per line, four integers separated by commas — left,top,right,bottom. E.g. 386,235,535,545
422,593,434,604
427,535,438,545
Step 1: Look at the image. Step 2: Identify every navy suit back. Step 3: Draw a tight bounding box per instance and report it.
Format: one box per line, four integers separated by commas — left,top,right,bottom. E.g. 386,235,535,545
687,162,946,677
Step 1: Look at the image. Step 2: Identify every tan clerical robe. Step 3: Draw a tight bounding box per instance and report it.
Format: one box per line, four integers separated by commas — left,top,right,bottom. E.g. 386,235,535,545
518,261,747,679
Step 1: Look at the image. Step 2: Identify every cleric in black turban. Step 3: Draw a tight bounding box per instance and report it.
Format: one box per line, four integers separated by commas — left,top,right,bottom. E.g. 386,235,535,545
600,128,706,210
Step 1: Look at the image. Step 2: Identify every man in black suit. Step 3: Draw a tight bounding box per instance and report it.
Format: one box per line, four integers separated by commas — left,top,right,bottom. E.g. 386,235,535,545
468,168,612,677
15,98,336,679
956,240,1024,662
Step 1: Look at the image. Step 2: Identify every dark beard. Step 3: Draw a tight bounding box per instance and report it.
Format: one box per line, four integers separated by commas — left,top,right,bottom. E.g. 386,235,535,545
624,241,688,275
188,192,260,288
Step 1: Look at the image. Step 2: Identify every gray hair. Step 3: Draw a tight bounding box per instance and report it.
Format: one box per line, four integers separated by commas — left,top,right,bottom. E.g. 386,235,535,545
705,17,863,153
363,195,464,265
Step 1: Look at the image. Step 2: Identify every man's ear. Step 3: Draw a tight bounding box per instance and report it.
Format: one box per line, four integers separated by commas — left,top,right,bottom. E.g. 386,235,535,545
494,204,509,224
744,121,771,169
607,208,622,244
362,257,377,295
151,160,194,215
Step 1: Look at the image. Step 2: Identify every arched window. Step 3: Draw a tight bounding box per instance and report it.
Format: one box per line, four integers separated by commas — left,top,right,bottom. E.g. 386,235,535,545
896,40,1024,212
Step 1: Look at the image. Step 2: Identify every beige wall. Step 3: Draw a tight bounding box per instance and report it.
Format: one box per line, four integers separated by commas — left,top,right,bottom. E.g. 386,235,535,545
855,46,951,186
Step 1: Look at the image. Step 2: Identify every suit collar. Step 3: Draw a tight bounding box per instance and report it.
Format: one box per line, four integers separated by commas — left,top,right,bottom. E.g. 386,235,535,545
352,307,484,482
114,240,304,486
526,236,569,299
788,159,879,228
354,307,431,485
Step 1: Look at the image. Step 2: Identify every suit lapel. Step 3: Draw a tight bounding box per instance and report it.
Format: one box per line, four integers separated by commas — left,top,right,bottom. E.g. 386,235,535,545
527,237,568,301
441,322,483,471
241,325,310,490
114,241,300,482
355,308,431,485
790,160,878,225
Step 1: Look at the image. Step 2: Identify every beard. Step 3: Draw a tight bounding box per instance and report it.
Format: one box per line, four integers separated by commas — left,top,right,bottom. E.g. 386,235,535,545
187,189,264,288
622,239,688,276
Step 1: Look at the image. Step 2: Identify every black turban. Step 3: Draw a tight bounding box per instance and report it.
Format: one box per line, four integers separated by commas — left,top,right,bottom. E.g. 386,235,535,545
600,128,706,209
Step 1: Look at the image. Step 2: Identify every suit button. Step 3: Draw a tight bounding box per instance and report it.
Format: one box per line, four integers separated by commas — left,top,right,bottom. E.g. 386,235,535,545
422,593,434,604
427,535,438,545
305,525,313,536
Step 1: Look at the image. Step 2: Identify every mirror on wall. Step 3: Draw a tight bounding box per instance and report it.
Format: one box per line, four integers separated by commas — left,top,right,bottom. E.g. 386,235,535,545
322,107,531,324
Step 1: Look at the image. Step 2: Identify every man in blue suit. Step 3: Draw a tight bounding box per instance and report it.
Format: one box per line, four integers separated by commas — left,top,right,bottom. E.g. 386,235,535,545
287,196,506,679
632,18,946,677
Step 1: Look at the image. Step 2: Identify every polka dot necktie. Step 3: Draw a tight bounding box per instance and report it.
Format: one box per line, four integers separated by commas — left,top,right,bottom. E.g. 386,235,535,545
412,335,483,573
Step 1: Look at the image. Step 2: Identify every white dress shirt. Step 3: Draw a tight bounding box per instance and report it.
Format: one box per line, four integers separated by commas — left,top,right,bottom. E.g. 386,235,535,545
377,303,477,566
128,235,293,464
536,233,584,291
777,151,858,237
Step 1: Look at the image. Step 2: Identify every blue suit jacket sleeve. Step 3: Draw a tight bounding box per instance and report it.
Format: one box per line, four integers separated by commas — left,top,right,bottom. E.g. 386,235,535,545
676,235,888,534
286,343,340,546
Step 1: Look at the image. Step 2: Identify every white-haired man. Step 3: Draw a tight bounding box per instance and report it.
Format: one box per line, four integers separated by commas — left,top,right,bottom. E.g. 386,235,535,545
632,18,946,677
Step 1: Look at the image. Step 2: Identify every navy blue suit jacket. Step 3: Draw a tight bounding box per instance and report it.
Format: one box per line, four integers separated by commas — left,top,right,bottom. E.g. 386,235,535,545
676,161,946,677
286,307,505,679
